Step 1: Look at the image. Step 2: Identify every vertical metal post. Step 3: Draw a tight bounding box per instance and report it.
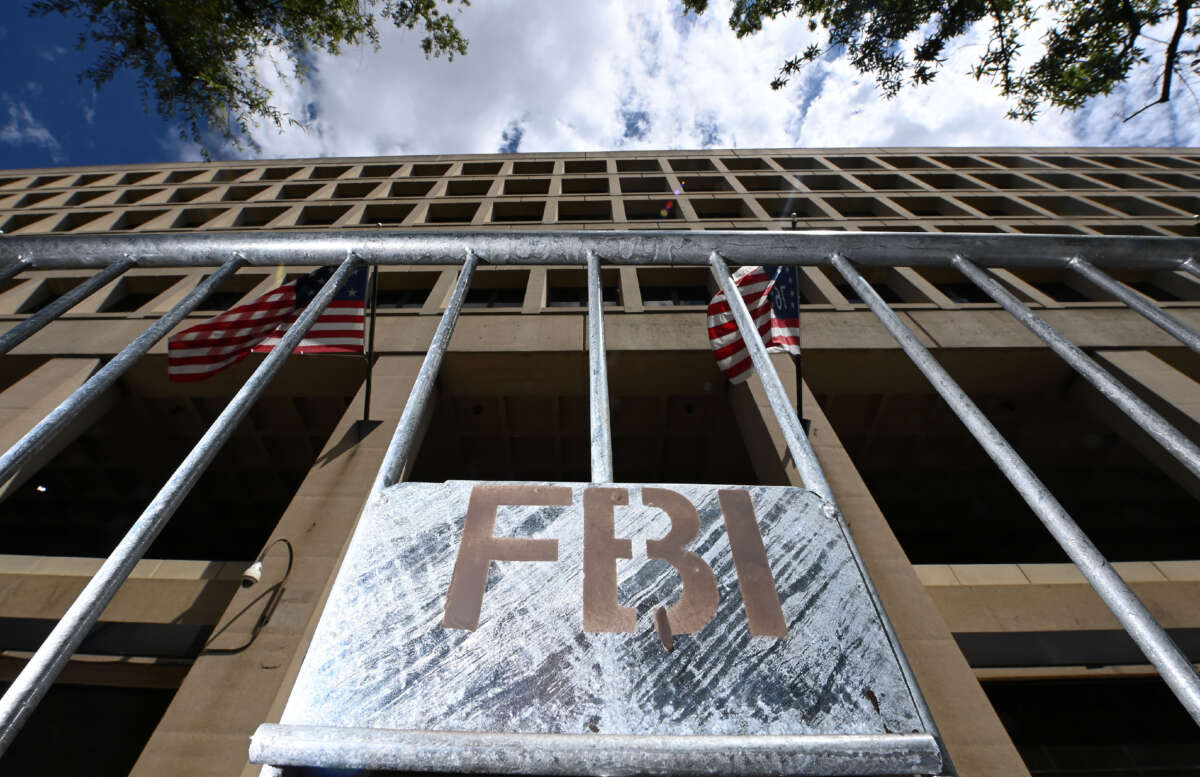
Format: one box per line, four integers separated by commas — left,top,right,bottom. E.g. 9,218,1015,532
1180,257,1200,282
708,253,831,500
362,265,379,425
0,256,135,356
587,250,614,483
711,251,954,774
831,252,1200,726
371,250,478,493
953,255,1200,482
0,260,29,284
1068,256,1200,357
0,255,245,487
0,255,364,755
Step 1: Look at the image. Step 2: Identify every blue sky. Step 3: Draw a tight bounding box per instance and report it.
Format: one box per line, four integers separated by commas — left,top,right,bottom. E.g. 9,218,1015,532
2,0,1198,170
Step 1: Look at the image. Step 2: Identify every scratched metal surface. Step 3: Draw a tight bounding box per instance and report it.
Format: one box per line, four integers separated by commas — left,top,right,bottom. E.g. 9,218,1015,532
274,481,931,765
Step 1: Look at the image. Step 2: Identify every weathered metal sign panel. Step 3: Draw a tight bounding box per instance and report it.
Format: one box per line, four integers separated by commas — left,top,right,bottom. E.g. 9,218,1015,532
252,481,942,775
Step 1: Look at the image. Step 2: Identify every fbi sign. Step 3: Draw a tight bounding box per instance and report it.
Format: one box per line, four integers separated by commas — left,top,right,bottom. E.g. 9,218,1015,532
276,480,934,756
443,484,787,637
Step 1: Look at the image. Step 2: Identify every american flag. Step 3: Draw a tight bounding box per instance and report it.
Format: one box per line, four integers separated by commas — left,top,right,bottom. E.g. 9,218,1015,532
707,265,801,383
167,266,369,382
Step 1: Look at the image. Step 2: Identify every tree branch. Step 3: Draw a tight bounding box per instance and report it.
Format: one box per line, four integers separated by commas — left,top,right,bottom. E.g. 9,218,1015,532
1123,0,1192,121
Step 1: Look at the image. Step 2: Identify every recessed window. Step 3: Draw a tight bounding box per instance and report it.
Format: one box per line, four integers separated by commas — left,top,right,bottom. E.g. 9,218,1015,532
622,199,677,220
233,206,287,227
375,271,439,309
829,156,884,170
16,192,58,208
18,277,86,314
118,172,157,186
277,183,321,200
30,175,69,188
100,275,183,312
513,161,554,174
447,179,493,196
195,273,267,311
1087,223,1166,236
979,156,1045,170
546,268,619,307
955,196,1039,216
1086,172,1158,189
1028,172,1100,189
1141,172,1199,187
491,201,545,222
213,168,252,182
1085,155,1151,169
1023,195,1107,217
676,176,733,193
116,188,164,205
165,170,204,183
915,270,994,303
558,200,613,221
882,155,939,169
503,178,550,195
930,155,983,169
64,190,110,206
1084,195,1175,217
689,198,755,219
562,178,609,194
410,163,450,177
637,268,711,306
852,173,919,190
110,210,167,231
668,158,714,172
221,184,269,202
1127,280,1181,300
796,174,858,191
820,268,902,304
463,270,527,308
167,187,215,204
971,173,1045,189
426,202,480,223
1034,155,1101,168
310,166,351,180
53,211,111,232
565,160,607,174
615,159,660,172
721,157,769,170
75,173,114,186
390,180,435,197
362,203,415,225
361,164,401,178
823,196,901,218
756,197,827,218
891,196,969,217
261,166,301,181
619,177,670,193
912,173,984,190
332,182,378,199
297,205,349,226
172,208,225,229
1008,224,1085,235
736,175,795,192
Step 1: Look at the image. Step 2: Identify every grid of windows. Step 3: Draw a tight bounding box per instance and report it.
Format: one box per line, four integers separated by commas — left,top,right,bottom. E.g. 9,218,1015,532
1,149,1198,237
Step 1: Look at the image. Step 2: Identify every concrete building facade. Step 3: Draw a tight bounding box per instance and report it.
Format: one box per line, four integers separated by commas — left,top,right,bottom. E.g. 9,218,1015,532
0,147,1197,776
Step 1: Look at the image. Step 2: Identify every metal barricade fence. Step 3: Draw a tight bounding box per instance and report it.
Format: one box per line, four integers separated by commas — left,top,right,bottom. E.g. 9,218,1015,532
0,229,1197,773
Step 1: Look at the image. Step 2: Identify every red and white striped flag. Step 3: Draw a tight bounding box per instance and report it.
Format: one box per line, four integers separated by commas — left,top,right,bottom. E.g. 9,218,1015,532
167,266,368,382
707,265,801,384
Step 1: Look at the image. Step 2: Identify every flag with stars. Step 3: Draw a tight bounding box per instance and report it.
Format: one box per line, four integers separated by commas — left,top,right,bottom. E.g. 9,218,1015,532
706,265,801,383
167,266,368,381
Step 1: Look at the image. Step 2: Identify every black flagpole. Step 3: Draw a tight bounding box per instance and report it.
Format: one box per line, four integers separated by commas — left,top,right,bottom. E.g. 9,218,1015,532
362,265,379,427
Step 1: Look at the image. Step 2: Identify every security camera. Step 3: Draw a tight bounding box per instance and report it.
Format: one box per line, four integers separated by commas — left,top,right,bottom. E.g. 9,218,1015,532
241,561,264,588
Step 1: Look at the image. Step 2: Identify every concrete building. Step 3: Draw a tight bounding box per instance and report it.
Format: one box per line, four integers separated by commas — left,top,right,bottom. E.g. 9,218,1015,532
0,147,1197,776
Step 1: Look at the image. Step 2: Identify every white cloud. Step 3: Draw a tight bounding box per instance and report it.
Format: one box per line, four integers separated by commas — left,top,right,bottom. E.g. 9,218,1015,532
0,96,62,159
213,0,1199,160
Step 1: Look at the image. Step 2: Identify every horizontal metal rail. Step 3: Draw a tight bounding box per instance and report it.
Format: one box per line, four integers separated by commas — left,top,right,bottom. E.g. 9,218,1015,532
1,229,1199,269
587,250,614,484
0,256,245,488
831,252,1200,727
0,254,364,754
0,256,133,355
952,256,1200,482
371,249,478,493
1067,256,1200,358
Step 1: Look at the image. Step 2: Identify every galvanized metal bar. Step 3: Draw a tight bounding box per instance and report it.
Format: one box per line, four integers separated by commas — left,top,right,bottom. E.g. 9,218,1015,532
0,254,364,755
587,250,614,483
708,252,954,774
954,255,1200,482
1068,256,1200,357
371,249,478,492
0,256,134,355
0,259,29,284
2,230,1199,270
831,252,1200,726
1181,257,1200,282
709,253,831,500
0,255,246,488
251,724,943,776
